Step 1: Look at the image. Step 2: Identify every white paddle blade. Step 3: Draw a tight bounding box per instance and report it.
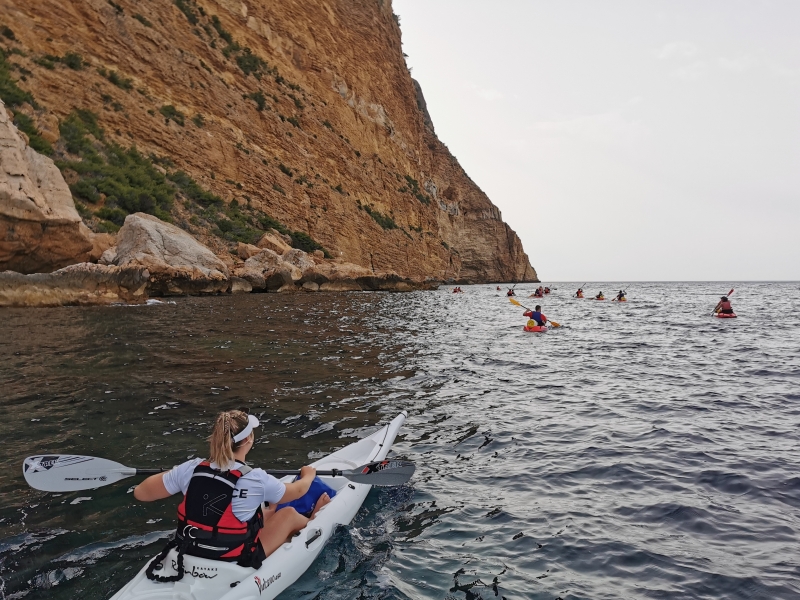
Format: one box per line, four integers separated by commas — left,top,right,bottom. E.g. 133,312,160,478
23,455,136,492
345,460,416,487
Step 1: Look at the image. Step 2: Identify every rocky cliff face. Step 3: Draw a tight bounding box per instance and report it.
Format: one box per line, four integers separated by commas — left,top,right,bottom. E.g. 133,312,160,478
0,0,537,282
0,100,94,271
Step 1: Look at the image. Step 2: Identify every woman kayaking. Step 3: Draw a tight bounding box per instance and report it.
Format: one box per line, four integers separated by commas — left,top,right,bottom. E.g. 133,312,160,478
133,410,331,567
613,290,626,301
576,287,584,298
714,295,734,316
595,291,605,300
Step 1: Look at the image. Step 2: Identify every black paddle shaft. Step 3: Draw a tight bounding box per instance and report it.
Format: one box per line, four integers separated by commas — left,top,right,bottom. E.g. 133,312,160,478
266,469,347,477
132,467,345,476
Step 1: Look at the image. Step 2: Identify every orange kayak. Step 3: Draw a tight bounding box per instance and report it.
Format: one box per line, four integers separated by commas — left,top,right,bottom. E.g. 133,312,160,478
523,325,548,333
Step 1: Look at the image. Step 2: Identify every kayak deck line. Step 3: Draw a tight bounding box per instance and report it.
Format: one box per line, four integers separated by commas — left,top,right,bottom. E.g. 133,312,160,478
109,411,408,600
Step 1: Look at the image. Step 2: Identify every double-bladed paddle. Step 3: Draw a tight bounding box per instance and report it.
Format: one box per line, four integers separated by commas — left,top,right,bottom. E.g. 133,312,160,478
509,297,561,327
22,455,415,492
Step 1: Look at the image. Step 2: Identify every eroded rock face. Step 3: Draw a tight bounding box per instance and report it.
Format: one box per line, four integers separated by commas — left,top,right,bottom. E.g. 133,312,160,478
0,263,150,307
112,213,229,295
4,0,537,283
0,100,93,273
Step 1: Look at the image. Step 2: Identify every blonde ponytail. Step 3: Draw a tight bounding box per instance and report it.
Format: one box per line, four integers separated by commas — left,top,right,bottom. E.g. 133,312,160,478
208,410,250,468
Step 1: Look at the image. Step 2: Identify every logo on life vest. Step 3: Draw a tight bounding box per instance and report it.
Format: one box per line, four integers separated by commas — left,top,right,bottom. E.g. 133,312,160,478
202,493,228,517
254,573,281,594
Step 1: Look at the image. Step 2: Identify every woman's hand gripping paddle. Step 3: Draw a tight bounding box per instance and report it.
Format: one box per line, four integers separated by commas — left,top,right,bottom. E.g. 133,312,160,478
509,297,560,327
22,455,416,492
711,288,735,316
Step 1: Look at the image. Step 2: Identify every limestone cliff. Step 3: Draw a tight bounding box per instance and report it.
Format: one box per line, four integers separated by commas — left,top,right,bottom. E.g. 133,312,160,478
0,100,94,271
0,0,537,282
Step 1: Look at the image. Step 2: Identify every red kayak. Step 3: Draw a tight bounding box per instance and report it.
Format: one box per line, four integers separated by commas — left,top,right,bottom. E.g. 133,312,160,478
716,313,737,318
523,325,548,333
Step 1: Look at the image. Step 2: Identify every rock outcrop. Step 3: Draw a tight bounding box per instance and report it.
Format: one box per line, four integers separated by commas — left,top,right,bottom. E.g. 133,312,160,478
106,213,229,296
2,0,538,283
0,99,93,273
0,263,149,307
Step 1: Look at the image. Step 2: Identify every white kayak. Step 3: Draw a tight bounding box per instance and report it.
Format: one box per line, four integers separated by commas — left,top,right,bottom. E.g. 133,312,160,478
109,411,408,600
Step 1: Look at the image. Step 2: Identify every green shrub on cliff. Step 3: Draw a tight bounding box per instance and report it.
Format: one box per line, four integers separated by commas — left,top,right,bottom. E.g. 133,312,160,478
97,68,133,90
62,52,84,70
210,15,233,44
236,49,267,78
57,110,174,223
403,175,431,205
159,105,185,126
168,170,222,207
133,14,153,28
0,50,35,107
12,113,53,155
174,0,198,25
245,90,266,111
363,205,398,230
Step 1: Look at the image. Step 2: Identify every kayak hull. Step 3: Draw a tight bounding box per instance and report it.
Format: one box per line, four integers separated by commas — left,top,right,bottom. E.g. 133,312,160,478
523,325,548,333
109,412,408,600
716,313,737,318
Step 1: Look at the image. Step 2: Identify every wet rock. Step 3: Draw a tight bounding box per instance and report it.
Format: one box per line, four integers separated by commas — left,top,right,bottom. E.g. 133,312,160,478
0,99,93,273
301,281,319,291
0,263,150,307
111,213,229,295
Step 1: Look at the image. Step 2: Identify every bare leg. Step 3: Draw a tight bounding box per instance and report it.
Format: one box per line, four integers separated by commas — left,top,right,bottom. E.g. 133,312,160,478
310,493,331,519
258,506,309,559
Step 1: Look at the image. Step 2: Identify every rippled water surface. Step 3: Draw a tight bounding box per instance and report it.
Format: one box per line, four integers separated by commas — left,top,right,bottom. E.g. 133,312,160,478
1,283,799,599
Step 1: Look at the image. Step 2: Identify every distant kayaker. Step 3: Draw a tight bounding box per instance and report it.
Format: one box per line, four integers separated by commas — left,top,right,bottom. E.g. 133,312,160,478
523,304,548,327
133,410,331,566
714,296,734,315
496,286,501,291
576,288,584,298
595,291,605,300
544,287,551,294
507,288,515,297
614,290,626,301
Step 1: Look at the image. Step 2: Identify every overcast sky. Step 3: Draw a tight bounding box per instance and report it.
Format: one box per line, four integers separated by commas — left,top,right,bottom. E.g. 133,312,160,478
393,0,800,281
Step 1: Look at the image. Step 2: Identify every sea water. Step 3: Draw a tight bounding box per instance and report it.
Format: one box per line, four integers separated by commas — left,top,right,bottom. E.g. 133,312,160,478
1,282,798,599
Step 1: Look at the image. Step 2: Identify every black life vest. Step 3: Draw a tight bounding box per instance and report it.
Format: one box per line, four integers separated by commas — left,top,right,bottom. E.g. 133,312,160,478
175,461,263,564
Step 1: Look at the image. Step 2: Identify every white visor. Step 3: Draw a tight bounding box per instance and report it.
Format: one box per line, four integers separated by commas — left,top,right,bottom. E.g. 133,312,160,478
232,414,259,443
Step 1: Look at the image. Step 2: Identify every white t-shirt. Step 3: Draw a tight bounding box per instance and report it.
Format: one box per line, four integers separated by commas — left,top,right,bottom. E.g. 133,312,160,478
162,458,286,522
